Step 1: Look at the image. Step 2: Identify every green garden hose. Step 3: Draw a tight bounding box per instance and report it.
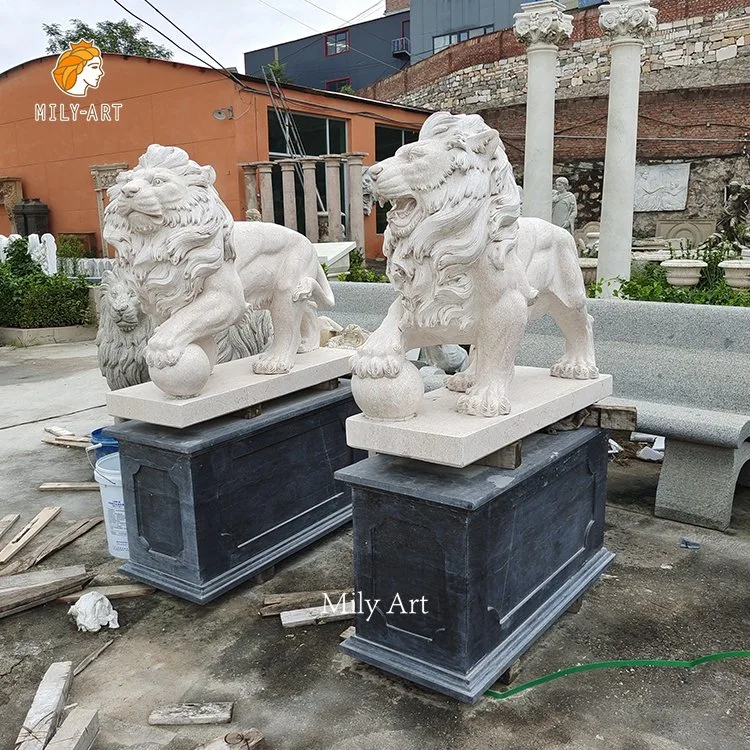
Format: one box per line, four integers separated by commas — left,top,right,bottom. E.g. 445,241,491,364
486,651,750,700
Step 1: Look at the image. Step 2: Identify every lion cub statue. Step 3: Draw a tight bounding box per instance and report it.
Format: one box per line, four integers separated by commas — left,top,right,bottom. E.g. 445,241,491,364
103,144,334,397
353,112,599,418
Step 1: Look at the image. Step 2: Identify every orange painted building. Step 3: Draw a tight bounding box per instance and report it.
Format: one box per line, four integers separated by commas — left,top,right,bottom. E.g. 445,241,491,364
0,54,430,259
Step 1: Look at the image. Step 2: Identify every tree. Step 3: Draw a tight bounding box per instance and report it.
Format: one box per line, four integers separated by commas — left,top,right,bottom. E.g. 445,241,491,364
43,19,173,59
265,59,292,84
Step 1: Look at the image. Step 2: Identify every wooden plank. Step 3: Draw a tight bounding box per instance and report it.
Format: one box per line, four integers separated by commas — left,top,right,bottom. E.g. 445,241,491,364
339,625,356,641
42,437,91,449
45,426,77,437
148,702,234,726
15,661,73,749
583,403,638,432
198,728,265,750
476,440,522,470
46,708,99,750
0,567,93,619
0,565,88,591
0,507,60,565
39,483,99,492
0,513,20,544
59,584,154,605
280,599,355,628
1,517,103,576
259,589,353,617
73,639,114,677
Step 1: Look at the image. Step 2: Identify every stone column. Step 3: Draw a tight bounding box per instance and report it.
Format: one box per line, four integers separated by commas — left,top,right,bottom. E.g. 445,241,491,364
90,164,128,257
299,157,320,242
323,155,343,242
514,1,573,223
239,163,259,218
597,0,657,293
254,161,275,223
343,152,368,251
277,159,298,231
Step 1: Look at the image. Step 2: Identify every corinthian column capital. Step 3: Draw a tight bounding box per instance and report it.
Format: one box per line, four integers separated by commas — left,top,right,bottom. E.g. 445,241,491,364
599,0,658,41
514,0,574,48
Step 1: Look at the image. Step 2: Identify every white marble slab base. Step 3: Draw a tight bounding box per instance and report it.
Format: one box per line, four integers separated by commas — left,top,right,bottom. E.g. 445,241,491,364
107,348,353,428
346,367,614,468
314,241,356,276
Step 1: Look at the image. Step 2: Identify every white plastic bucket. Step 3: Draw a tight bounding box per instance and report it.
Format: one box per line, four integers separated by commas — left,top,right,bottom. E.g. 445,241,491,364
94,452,129,559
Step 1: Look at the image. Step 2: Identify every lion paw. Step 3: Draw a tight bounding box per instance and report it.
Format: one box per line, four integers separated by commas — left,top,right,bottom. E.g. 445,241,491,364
351,348,403,379
456,384,511,418
145,334,184,370
446,371,475,393
253,354,293,375
551,359,600,380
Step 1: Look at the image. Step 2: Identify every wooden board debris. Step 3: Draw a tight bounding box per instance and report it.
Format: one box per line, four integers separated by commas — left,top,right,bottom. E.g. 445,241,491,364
45,426,77,437
148,702,234,726
198,728,266,750
0,506,61,565
280,599,355,628
15,661,73,749
59,584,154,605
73,640,114,677
39,483,99,492
259,589,353,617
0,513,20,544
339,625,356,641
0,566,93,620
1,517,103,576
46,708,99,750
42,437,91,449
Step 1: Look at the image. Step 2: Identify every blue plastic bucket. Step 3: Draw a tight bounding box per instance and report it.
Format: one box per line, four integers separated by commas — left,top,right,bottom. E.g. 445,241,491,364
91,427,118,461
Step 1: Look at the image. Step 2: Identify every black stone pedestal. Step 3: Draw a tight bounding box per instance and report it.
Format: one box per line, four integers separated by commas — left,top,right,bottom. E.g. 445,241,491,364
335,427,613,703
107,382,364,604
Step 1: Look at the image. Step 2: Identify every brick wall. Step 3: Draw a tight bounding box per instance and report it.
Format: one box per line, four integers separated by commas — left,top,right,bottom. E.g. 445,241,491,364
385,0,409,14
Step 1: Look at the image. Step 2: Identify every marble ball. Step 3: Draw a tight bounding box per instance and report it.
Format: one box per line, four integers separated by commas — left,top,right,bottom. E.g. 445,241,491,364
352,360,425,421
149,343,211,398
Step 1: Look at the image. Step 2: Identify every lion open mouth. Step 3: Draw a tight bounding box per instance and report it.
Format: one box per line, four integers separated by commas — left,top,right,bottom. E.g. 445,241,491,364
381,196,420,237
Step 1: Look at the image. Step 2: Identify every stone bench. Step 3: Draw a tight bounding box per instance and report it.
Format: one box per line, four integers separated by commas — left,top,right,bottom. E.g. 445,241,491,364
327,282,750,531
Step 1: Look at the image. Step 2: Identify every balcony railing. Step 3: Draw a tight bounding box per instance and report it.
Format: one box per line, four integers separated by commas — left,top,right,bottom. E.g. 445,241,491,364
391,37,411,57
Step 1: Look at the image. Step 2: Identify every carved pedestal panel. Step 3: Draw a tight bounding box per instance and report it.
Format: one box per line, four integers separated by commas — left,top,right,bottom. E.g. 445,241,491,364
336,427,613,703
107,383,364,603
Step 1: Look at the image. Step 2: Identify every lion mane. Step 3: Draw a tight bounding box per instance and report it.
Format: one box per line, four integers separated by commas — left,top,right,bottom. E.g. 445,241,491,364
103,144,235,321
381,112,529,330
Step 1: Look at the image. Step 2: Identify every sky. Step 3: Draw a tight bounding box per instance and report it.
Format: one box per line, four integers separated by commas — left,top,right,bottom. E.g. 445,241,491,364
0,0,387,73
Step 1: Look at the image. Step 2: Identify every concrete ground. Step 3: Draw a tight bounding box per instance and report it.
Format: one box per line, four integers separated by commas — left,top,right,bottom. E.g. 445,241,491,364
1,341,749,750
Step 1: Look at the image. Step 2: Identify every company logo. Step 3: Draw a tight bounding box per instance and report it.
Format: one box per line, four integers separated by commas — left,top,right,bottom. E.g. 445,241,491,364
51,39,104,97
35,39,123,122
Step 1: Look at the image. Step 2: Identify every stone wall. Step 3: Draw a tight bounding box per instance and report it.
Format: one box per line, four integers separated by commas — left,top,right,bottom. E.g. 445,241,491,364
359,4,750,115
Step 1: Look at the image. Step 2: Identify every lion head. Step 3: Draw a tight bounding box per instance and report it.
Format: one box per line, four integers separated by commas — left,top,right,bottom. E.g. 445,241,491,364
103,144,235,319
96,265,152,390
369,112,523,330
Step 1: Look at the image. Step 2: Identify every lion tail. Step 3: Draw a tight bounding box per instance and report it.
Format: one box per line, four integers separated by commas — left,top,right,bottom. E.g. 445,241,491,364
292,263,335,310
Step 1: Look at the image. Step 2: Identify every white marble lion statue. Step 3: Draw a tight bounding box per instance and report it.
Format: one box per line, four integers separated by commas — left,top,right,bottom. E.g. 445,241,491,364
353,111,598,418
103,144,334,396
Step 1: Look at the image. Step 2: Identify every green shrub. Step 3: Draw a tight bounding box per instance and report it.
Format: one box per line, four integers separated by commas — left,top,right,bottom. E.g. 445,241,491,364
57,235,95,259
337,249,389,283
5,237,41,277
0,263,90,328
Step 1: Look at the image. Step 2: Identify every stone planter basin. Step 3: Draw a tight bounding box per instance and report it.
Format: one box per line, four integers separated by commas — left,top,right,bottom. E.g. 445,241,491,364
660,259,707,288
578,257,598,286
719,260,750,290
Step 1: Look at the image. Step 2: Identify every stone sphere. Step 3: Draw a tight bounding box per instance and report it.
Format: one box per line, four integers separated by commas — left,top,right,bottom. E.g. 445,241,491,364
352,360,425,421
149,343,211,398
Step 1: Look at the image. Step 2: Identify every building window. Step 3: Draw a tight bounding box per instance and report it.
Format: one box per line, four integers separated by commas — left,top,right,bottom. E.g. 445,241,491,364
433,25,494,53
325,77,352,92
325,30,349,56
375,125,419,233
